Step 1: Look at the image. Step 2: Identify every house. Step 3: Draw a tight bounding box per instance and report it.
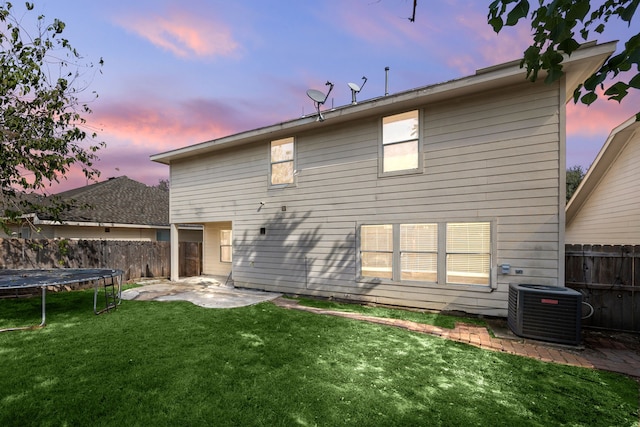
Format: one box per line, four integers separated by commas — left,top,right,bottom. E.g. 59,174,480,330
151,41,615,316
1,176,202,242
565,116,640,244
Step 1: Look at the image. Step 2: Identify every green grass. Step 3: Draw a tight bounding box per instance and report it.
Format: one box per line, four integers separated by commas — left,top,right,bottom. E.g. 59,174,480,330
294,296,486,329
0,289,638,426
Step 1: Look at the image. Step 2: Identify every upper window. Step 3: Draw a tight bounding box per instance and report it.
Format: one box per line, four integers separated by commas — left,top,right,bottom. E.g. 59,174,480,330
382,110,420,173
270,137,295,185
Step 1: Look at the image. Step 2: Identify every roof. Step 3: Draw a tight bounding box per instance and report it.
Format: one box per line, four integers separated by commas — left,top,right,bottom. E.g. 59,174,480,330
37,176,169,227
565,116,640,224
150,40,616,165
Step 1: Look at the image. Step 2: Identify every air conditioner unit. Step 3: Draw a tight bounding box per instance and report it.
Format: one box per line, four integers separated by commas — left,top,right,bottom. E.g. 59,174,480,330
508,283,582,345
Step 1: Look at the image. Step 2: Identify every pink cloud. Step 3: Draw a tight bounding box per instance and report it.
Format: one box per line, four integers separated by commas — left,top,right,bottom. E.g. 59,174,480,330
89,96,250,151
448,9,532,73
35,163,104,195
336,3,532,77
115,9,239,59
566,88,640,138
40,91,297,193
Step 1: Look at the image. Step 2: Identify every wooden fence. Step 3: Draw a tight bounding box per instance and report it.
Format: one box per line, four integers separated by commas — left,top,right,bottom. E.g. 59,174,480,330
2,239,637,331
0,238,202,282
565,244,639,332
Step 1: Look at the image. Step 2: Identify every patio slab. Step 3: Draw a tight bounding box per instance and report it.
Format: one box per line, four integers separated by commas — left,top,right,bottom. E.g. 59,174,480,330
121,276,281,309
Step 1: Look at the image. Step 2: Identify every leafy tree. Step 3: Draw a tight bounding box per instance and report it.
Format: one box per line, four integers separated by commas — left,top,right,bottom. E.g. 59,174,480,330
0,1,103,230
155,179,170,191
566,164,586,202
488,0,639,120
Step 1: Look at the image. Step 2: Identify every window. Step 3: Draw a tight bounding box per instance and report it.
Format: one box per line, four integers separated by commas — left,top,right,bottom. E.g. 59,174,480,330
382,110,420,173
270,137,294,185
156,230,170,242
220,229,232,263
400,224,437,281
19,224,31,239
360,221,492,287
446,222,490,286
360,225,393,279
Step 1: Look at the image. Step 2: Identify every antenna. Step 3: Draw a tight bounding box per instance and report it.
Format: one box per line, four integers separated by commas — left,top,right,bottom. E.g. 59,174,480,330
306,81,334,121
385,67,390,96
347,76,367,105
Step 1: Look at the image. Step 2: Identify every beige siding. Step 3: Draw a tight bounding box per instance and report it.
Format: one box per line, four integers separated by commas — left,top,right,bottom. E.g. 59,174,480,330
566,132,640,244
50,226,158,241
169,81,563,316
0,224,202,242
202,221,232,276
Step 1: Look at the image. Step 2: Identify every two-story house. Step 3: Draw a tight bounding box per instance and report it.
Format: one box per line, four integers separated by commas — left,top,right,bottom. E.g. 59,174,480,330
151,41,615,316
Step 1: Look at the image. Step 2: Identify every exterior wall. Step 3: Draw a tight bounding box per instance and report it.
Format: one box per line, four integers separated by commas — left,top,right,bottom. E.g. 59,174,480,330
202,221,232,276
1,223,203,242
0,223,49,239
566,133,640,244
169,81,564,316
12,225,158,241
51,225,157,241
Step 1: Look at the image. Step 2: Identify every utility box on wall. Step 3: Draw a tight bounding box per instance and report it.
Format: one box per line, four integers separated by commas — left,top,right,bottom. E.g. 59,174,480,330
508,283,582,345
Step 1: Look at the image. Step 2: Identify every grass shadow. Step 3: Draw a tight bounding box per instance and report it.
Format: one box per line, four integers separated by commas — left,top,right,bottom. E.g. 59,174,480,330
294,296,486,329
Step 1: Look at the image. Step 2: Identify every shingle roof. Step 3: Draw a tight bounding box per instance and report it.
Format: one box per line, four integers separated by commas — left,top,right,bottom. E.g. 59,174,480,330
38,176,169,226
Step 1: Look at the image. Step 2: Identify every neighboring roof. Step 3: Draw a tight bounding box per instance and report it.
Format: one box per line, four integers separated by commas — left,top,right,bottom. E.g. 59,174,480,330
566,117,640,224
151,40,616,165
37,176,169,227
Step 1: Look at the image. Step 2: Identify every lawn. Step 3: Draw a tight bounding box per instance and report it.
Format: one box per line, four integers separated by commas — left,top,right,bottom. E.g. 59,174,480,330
0,289,638,426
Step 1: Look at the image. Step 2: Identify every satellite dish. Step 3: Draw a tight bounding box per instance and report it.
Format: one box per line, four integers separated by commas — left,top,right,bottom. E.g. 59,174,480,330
348,76,367,105
306,81,334,121
306,89,326,104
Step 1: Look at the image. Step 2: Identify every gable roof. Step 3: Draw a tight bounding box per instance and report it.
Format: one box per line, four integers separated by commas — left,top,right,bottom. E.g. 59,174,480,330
151,41,616,165
565,116,640,224
37,176,169,227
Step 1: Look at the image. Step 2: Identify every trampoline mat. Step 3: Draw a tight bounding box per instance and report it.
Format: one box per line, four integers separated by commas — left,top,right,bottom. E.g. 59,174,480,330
0,268,123,290
1,268,124,331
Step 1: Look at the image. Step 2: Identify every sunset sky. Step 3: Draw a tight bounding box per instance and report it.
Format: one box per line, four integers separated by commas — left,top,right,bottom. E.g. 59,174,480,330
23,0,640,192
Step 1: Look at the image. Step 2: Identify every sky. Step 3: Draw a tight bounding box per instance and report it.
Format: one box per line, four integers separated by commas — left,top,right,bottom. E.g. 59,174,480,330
14,0,640,192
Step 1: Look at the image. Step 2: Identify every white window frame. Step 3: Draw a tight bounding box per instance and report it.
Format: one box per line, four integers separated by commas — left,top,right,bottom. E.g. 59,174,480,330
445,222,492,286
360,225,394,280
358,220,495,289
400,223,438,283
220,229,232,263
379,109,423,177
269,137,296,187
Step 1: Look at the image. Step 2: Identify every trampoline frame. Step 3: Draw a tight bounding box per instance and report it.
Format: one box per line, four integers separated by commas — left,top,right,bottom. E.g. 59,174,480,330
0,268,124,332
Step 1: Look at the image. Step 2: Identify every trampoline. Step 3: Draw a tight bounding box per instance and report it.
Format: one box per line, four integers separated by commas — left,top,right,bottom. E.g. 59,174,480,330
0,268,123,332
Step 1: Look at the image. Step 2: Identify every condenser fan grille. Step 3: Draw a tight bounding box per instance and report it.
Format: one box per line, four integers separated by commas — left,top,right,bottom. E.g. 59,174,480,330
508,283,582,345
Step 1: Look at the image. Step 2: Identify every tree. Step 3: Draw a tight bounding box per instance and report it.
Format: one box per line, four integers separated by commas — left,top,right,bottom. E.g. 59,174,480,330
0,1,103,230
488,0,639,120
566,164,586,202
155,179,170,192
